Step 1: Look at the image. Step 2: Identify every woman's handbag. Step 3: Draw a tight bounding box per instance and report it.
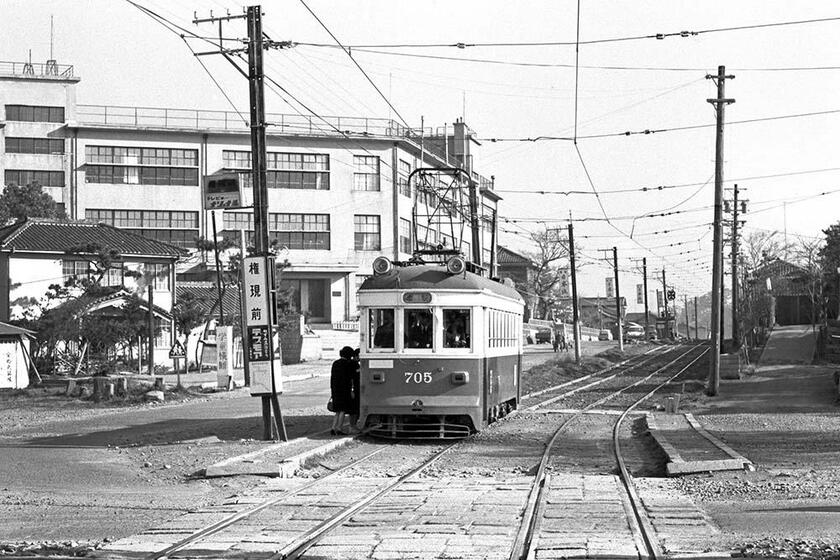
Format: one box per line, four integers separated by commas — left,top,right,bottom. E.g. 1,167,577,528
327,397,335,412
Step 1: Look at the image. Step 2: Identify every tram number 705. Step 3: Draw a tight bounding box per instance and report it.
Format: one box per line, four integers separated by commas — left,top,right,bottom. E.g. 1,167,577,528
405,371,433,384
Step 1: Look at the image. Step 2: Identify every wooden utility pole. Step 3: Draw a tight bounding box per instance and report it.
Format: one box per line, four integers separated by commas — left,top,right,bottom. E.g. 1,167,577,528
684,294,690,339
568,220,581,363
194,5,286,440
642,257,649,338
731,183,740,348
613,247,624,351
661,269,668,337
706,65,735,396
695,296,699,341
147,283,154,376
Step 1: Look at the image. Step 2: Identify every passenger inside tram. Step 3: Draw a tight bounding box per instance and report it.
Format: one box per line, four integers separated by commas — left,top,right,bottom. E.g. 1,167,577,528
371,309,394,348
444,309,471,348
405,309,433,349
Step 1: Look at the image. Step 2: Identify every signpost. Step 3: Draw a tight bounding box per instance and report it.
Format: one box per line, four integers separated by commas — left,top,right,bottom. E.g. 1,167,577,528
168,340,186,389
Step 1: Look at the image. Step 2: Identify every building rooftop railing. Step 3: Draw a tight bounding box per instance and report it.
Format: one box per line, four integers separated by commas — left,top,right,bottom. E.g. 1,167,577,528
0,60,75,79
75,104,494,189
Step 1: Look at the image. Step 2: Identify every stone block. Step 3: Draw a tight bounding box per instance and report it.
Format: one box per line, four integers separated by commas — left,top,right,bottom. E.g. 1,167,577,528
144,390,165,402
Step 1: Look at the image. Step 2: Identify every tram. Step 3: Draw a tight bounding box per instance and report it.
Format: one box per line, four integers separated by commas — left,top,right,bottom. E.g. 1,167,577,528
357,254,525,438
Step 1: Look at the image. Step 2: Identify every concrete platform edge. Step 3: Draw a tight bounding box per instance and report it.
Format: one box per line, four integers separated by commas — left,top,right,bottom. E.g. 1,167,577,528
204,432,354,478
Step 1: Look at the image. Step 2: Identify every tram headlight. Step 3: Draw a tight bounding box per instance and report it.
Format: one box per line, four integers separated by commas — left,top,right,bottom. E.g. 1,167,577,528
372,256,393,275
445,255,466,275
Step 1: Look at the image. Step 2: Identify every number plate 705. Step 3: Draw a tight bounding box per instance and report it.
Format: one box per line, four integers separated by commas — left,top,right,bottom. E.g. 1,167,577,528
404,372,432,384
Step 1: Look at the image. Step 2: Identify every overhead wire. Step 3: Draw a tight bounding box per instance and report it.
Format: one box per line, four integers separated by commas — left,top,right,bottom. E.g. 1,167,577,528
296,15,840,49
296,0,410,128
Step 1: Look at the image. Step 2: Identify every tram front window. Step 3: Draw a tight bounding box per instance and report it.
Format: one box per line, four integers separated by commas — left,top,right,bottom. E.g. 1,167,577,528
404,309,433,349
370,309,395,349
444,309,471,348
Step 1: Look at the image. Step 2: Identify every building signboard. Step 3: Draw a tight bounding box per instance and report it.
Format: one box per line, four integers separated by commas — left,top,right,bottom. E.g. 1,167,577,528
605,277,614,299
636,284,644,305
204,172,242,210
243,256,282,395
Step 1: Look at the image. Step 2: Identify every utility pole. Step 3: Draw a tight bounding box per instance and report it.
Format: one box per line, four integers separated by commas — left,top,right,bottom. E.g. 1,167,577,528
614,247,623,351
706,65,735,396
602,247,624,351
731,183,741,348
194,6,287,440
568,220,581,363
661,269,668,337
694,296,699,341
684,294,690,339
639,257,650,339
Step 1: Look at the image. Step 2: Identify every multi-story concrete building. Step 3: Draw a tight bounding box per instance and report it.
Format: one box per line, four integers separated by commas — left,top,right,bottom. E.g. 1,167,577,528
0,60,500,326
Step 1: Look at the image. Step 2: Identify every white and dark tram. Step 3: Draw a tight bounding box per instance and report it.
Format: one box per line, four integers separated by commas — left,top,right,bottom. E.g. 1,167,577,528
357,254,525,438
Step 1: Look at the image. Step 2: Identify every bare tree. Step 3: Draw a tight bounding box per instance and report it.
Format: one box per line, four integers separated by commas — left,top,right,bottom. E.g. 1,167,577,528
523,228,570,319
791,236,825,334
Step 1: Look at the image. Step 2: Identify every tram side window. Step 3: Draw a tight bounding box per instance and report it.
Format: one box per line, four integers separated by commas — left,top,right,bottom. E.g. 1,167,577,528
370,309,395,349
404,309,433,349
443,309,471,348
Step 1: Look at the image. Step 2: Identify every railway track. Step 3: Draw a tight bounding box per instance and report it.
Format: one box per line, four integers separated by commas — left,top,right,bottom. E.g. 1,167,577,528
86,344,709,560
509,344,709,560
522,344,686,412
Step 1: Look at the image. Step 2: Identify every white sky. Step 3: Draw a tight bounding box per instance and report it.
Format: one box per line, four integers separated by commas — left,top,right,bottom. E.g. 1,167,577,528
4,0,840,310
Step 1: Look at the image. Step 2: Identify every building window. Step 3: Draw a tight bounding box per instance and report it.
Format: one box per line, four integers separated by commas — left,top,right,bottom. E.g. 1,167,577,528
146,263,171,291
399,218,412,254
103,263,124,287
354,215,381,251
271,213,330,250
223,211,253,231
223,150,330,190
398,160,411,197
222,212,329,250
4,170,64,187
5,137,64,154
62,260,91,282
353,155,380,191
84,146,198,186
5,104,64,123
85,209,199,249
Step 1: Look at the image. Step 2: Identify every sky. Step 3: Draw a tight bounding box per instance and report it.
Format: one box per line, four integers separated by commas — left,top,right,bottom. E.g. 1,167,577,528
3,0,840,311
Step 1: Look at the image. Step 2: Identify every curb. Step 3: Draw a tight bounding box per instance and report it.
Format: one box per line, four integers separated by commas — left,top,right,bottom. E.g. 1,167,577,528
204,431,355,478
646,412,753,476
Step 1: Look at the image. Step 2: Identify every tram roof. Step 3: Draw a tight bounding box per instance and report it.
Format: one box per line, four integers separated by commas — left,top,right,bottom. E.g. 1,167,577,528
359,263,524,303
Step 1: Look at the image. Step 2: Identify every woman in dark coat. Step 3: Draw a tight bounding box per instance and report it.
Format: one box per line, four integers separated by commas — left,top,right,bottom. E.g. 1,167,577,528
330,346,355,435
348,348,361,429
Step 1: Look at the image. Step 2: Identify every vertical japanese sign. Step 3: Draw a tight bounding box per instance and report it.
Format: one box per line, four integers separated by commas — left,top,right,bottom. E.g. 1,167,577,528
216,326,233,388
243,256,282,395
636,284,645,305
605,277,615,299
558,268,570,297
656,290,664,310
0,338,18,389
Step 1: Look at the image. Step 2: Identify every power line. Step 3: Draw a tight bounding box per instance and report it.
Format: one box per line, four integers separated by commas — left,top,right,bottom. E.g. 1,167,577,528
482,107,840,142
297,0,410,128
494,165,840,195
296,15,840,49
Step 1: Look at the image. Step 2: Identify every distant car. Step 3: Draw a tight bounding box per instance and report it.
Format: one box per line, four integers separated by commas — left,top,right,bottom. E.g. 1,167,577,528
535,328,552,343
624,323,645,342
598,329,613,341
